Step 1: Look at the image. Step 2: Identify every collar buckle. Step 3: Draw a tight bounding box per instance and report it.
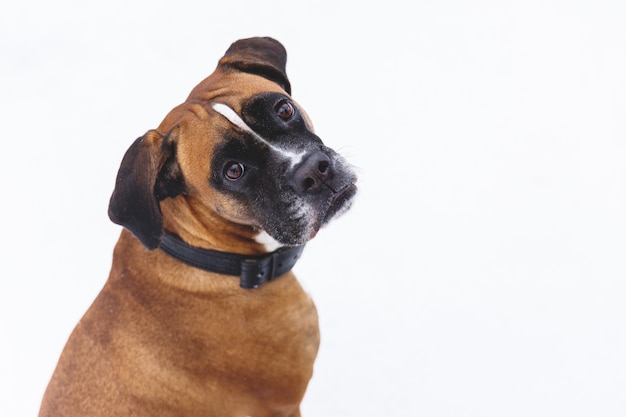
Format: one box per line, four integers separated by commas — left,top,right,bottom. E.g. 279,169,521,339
240,246,304,289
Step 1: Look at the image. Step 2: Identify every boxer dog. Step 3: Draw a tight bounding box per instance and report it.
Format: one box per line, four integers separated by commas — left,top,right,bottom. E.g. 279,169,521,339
39,37,357,417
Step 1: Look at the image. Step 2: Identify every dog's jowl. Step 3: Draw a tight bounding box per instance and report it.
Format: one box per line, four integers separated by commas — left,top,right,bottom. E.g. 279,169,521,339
39,37,357,417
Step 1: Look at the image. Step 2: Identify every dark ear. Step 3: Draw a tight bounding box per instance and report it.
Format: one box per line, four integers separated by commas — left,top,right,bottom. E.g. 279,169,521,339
219,37,291,95
108,129,184,250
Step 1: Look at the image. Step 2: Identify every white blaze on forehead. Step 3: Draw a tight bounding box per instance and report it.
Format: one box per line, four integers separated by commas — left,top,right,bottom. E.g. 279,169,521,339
211,102,305,167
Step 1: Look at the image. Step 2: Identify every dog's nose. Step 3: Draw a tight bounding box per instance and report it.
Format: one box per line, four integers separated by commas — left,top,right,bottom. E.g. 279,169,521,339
289,151,333,195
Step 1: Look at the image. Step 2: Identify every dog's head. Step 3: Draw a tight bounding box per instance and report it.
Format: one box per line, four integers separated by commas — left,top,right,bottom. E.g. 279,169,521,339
108,37,357,251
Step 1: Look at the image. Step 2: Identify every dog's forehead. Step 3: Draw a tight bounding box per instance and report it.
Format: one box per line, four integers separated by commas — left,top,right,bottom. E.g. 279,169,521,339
159,70,316,171
185,70,315,132
188,71,288,112
158,71,291,135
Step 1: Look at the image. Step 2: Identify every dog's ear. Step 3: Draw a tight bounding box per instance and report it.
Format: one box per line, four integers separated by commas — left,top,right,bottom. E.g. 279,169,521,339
219,37,291,95
108,129,185,250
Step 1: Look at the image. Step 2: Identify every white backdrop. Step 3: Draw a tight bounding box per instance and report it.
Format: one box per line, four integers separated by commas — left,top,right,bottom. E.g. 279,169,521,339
1,1,625,416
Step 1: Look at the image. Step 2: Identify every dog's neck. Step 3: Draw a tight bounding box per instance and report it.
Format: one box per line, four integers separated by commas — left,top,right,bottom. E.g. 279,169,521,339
155,196,305,289
159,230,304,289
160,196,270,255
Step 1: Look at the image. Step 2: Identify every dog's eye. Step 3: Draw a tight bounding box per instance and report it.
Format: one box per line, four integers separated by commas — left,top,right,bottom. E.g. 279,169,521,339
224,162,245,180
276,101,295,120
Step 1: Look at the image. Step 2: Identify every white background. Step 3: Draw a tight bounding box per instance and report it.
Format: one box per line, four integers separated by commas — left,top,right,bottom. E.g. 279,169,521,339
2,1,625,416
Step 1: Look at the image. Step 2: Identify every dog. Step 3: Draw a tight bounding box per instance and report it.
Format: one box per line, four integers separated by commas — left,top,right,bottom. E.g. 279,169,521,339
38,37,357,417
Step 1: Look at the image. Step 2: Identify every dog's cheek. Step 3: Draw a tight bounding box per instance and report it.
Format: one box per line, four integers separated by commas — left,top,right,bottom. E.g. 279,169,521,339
175,121,225,187
214,197,258,226
205,181,257,227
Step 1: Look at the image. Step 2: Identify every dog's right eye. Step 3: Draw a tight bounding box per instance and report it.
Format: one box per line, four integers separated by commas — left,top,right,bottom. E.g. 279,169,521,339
275,100,295,120
224,162,245,180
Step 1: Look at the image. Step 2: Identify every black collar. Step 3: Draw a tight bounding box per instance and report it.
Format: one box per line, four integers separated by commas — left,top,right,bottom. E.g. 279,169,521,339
159,231,305,289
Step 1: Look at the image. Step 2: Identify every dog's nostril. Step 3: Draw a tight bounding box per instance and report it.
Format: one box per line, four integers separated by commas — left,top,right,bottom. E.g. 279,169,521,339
303,177,315,190
318,160,329,174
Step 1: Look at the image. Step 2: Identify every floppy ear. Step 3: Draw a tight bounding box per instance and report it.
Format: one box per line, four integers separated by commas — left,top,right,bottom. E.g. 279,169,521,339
219,37,292,94
108,129,185,250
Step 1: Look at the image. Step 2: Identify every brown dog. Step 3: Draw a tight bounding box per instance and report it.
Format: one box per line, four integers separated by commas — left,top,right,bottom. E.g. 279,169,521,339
39,37,357,417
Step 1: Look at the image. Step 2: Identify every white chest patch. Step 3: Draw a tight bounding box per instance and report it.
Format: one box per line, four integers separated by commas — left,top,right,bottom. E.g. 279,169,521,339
211,102,305,167
254,230,283,252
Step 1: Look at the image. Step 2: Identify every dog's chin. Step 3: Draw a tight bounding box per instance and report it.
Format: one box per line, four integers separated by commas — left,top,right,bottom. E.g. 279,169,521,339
264,226,318,248
260,183,357,248
259,211,320,248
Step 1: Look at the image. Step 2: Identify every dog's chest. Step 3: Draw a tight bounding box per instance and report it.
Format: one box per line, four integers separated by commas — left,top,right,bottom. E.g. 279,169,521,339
109,274,320,410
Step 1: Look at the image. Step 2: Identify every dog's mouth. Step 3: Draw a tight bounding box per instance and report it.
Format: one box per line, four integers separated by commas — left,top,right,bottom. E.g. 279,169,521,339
323,183,358,224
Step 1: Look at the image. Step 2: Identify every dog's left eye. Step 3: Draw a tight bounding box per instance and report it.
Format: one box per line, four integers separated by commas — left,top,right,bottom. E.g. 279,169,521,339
276,101,295,120
224,162,245,180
